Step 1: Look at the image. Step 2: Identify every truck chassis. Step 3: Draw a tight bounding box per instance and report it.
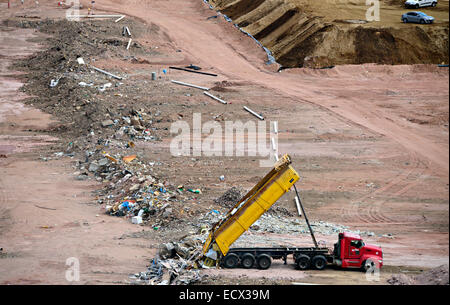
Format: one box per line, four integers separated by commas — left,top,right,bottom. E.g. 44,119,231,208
223,247,332,270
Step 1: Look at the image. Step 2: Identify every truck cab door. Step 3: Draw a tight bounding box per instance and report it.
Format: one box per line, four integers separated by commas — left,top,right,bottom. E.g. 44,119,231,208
348,240,362,259
344,239,363,267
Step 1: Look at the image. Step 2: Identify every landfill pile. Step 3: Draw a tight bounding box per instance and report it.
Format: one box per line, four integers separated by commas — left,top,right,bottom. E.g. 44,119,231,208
131,234,207,285
387,265,449,285
11,18,209,231
213,186,243,208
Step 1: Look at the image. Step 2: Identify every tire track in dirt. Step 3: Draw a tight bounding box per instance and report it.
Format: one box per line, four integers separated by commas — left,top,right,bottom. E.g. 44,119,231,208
341,152,429,225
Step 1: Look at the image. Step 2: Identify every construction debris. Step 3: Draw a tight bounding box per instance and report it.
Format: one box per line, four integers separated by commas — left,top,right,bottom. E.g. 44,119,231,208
171,80,210,91
114,15,126,23
203,91,227,104
214,186,243,208
169,66,218,77
91,66,123,80
76,15,124,19
132,234,206,285
244,106,264,120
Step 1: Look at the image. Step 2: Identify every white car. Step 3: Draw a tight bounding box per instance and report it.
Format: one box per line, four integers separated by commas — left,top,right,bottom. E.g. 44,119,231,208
405,0,438,8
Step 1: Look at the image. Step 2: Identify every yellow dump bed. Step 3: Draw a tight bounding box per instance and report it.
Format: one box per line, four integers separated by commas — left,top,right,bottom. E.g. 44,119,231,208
203,155,300,256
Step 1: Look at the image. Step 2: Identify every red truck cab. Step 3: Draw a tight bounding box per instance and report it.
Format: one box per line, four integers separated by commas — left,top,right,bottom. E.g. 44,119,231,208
333,232,383,270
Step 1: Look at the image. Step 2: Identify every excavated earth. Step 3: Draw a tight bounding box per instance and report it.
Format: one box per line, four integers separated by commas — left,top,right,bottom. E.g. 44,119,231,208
208,0,449,67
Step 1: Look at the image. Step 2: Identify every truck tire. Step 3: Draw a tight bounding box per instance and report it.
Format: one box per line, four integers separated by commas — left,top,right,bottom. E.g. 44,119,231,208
241,253,255,269
296,255,310,270
312,255,327,270
256,254,272,270
363,258,379,272
223,253,239,269
431,2,436,7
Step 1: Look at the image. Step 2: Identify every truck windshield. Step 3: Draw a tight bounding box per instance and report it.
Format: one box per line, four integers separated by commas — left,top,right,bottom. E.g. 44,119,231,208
350,240,365,248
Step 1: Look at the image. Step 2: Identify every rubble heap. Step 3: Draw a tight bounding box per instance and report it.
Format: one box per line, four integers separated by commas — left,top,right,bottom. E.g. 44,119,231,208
132,234,208,285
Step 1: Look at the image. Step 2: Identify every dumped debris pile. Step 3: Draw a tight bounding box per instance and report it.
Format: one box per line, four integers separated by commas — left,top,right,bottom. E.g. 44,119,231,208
10,17,208,230
9,18,161,140
213,186,243,207
132,257,202,285
132,234,207,285
388,265,449,285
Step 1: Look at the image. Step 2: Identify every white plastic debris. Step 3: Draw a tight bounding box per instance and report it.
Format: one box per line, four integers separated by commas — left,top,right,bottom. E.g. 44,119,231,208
50,79,59,87
132,216,143,224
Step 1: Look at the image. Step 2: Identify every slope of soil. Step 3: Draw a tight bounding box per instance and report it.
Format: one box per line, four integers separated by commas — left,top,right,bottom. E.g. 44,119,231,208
208,0,449,67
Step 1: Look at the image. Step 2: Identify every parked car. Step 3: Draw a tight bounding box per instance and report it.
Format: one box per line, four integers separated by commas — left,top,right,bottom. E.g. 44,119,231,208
405,0,438,8
402,11,435,23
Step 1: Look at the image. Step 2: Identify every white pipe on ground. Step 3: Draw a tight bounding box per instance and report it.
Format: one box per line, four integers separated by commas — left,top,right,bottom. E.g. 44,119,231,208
77,15,124,18
91,66,123,80
115,15,125,23
244,106,264,120
273,121,278,134
171,80,210,91
203,91,227,104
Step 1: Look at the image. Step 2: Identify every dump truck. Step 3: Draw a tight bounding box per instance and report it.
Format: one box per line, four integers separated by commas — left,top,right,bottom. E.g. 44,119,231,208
202,154,383,272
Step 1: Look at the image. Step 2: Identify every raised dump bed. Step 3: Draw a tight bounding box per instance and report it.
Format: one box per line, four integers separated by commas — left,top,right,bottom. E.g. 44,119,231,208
202,154,299,256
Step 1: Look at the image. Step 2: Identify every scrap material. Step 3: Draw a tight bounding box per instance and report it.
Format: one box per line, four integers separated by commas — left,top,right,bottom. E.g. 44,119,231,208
126,38,132,50
76,15,123,18
114,15,125,23
203,91,227,104
91,66,123,80
171,80,210,91
243,106,264,120
169,66,218,77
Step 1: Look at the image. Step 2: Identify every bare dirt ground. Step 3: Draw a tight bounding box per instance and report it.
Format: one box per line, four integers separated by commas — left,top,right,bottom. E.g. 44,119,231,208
0,0,448,285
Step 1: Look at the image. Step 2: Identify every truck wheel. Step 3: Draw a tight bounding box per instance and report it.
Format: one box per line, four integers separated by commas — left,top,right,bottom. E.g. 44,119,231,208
420,19,425,24
312,255,327,270
241,253,255,269
296,255,310,270
363,259,380,272
223,253,239,269
402,18,408,23
256,254,272,270
432,2,436,7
